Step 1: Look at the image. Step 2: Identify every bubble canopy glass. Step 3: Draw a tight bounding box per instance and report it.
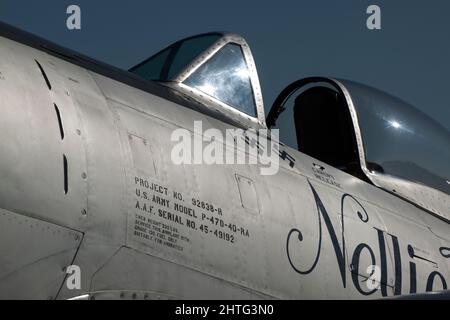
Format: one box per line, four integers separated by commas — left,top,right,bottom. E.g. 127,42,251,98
341,80,450,196
267,77,450,218
129,33,264,123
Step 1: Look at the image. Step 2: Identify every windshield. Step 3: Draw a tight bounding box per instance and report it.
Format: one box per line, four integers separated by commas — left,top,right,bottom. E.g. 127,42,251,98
129,33,222,81
343,80,450,195
183,43,257,117
130,33,261,119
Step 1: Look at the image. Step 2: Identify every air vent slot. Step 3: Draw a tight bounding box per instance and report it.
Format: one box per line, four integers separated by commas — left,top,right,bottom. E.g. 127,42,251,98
63,154,68,194
35,59,52,90
54,103,65,140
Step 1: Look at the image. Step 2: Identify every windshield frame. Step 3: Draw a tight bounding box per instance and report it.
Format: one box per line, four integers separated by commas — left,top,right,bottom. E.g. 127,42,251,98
173,34,266,127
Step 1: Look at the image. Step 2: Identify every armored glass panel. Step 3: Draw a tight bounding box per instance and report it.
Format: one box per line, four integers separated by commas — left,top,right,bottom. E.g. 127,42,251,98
183,43,257,117
343,81,450,194
131,47,170,81
130,34,221,81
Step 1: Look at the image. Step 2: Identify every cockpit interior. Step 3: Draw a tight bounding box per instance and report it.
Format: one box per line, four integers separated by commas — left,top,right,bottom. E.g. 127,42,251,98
293,86,366,180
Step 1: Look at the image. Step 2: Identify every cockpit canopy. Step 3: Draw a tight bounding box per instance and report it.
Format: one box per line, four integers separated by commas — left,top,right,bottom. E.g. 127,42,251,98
267,77,450,220
343,80,450,193
129,33,265,127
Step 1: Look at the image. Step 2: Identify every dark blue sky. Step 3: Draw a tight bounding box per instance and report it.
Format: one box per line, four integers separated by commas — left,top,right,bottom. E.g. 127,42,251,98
1,0,449,130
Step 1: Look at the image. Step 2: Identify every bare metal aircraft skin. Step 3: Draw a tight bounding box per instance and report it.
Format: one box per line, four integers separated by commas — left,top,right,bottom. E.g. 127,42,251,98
0,22,449,300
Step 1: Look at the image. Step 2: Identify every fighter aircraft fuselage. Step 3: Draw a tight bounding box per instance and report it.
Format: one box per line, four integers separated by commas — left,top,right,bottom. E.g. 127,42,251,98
0,23,449,300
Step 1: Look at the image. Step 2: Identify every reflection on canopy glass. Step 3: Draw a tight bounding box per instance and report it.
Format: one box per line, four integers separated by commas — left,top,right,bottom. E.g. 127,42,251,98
183,43,257,117
345,81,450,195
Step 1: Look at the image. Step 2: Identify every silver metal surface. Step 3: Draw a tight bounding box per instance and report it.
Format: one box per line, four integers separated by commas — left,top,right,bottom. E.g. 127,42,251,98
0,208,83,299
